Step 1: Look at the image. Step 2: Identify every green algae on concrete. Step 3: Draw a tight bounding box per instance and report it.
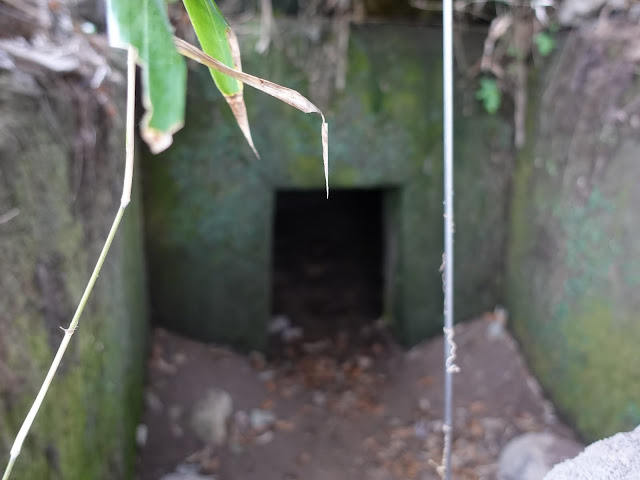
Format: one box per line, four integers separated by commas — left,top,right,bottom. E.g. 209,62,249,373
0,52,148,479
142,21,513,349
507,25,640,440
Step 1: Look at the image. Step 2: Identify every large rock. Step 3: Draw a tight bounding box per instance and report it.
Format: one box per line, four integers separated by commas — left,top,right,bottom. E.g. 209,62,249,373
0,50,148,477
545,426,640,479
506,20,640,440
498,432,583,480
191,389,233,445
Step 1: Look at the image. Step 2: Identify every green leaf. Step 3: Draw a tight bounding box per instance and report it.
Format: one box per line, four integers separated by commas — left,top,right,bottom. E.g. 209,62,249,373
181,0,258,157
108,0,186,153
181,0,241,96
534,32,555,57
475,77,502,115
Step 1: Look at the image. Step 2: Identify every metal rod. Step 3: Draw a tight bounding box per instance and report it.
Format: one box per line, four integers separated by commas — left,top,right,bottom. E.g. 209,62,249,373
442,0,456,478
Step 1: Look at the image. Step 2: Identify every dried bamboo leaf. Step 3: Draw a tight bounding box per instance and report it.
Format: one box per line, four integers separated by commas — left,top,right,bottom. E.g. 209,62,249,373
174,36,329,196
226,93,260,159
224,27,259,158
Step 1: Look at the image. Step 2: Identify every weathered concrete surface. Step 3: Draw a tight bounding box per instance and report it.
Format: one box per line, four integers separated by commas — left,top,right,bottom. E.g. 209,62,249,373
507,22,640,440
545,425,640,480
142,21,513,349
0,53,148,478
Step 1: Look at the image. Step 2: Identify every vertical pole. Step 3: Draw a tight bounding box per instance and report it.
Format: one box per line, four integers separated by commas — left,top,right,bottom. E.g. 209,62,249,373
442,0,457,478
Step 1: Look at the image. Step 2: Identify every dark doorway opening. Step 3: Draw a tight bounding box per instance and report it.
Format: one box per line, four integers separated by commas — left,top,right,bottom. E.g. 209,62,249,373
271,189,384,344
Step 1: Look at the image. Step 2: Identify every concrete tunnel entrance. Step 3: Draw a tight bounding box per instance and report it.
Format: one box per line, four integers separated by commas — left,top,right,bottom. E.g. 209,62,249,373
271,189,385,345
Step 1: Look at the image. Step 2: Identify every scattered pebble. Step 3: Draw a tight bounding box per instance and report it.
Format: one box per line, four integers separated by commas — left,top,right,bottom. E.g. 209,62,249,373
254,430,275,445
169,405,183,422
141,316,578,480
268,315,290,334
190,389,233,445
312,391,327,407
250,408,277,431
136,424,148,448
413,420,428,439
234,410,250,431
145,391,164,413
160,463,216,480
418,397,431,412
356,355,373,370
281,326,303,343
487,320,505,339
173,352,187,366
258,369,276,382
301,339,331,354
249,351,267,370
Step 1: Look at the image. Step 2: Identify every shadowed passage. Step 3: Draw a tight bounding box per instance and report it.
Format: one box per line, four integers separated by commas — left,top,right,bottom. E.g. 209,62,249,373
271,189,384,344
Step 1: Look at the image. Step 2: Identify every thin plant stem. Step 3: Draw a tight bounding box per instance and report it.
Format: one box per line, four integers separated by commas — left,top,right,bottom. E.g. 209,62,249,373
441,0,459,479
2,45,137,480
1,458,13,480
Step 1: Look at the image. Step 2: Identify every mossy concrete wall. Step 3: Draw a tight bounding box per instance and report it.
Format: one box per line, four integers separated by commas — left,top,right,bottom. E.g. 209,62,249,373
142,22,513,350
507,23,640,440
0,54,148,478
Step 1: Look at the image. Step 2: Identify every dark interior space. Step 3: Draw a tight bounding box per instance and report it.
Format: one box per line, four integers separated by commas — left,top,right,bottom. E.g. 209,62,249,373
271,189,384,345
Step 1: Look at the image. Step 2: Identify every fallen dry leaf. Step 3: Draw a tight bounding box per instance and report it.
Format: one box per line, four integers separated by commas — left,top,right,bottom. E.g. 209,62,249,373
275,419,296,432
418,376,437,387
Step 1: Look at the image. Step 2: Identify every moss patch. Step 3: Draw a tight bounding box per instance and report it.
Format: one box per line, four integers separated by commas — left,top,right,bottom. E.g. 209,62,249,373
0,54,147,478
507,23,640,440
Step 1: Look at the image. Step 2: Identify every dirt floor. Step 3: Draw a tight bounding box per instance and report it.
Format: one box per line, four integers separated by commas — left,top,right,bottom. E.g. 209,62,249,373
135,312,579,480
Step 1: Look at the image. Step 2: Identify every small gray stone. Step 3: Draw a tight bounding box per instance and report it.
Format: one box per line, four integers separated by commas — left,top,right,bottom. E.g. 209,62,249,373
250,408,277,431
487,320,505,339
544,425,640,480
257,369,276,382
281,326,303,343
135,424,148,448
160,463,216,480
190,389,233,446
413,420,428,439
160,463,216,479
418,397,431,412
169,404,184,422
234,410,250,431
268,315,290,334
357,355,373,370
312,391,327,407
145,391,164,413
498,432,583,480
254,430,275,445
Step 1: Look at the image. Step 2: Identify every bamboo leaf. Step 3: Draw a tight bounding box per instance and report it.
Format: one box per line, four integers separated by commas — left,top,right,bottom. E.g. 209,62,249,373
181,0,241,96
107,0,186,153
182,0,259,158
174,37,329,196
